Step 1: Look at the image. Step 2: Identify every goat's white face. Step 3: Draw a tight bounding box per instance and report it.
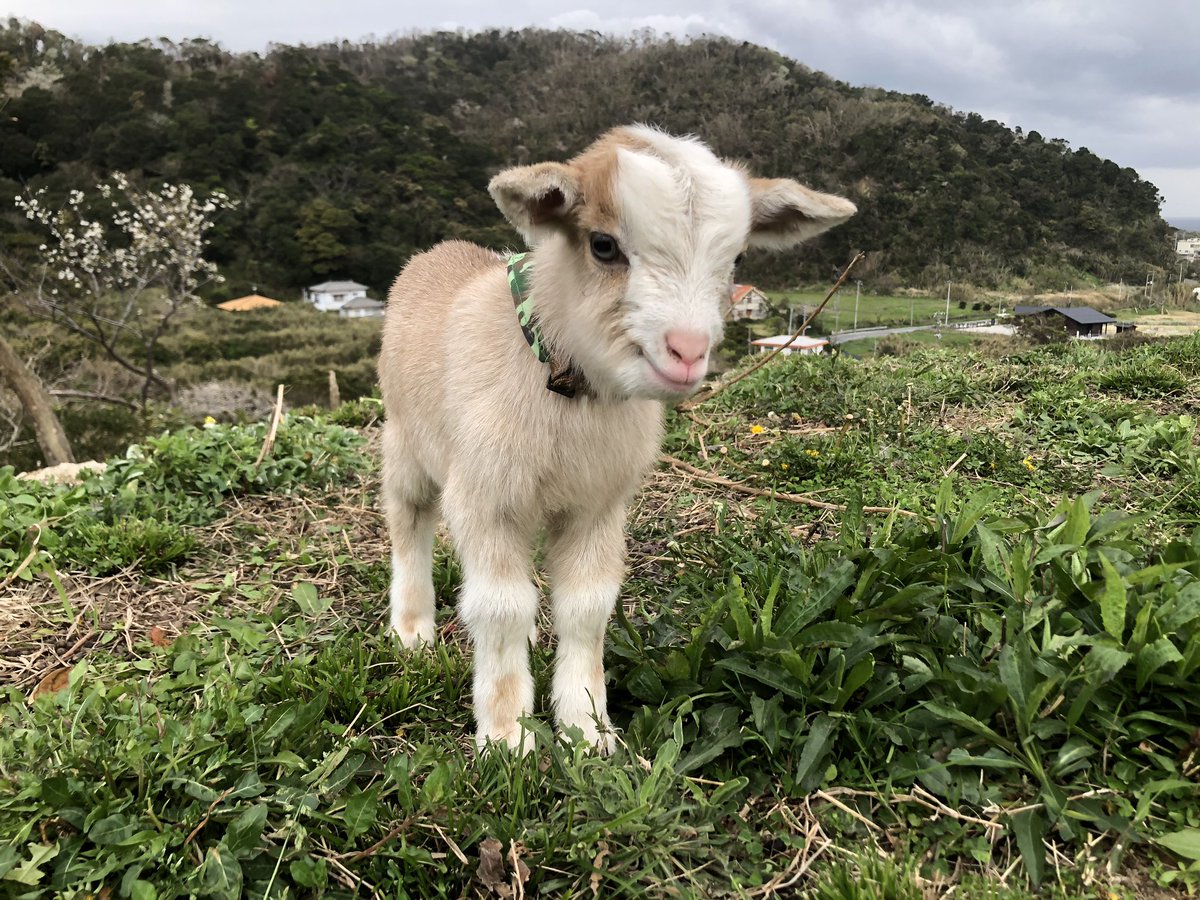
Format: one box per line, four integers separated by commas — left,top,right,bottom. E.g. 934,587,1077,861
489,126,857,401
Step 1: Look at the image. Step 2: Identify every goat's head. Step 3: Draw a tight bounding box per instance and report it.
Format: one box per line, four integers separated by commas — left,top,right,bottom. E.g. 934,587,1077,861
489,126,856,401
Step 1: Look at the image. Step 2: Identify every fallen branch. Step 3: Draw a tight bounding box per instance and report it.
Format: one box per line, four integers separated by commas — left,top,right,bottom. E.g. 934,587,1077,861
0,524,41,592
661,454,922,519
183,788,234,847
49,389,138,410
682,251,866,410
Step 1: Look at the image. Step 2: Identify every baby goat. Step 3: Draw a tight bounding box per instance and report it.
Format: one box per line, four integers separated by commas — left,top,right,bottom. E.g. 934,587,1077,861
379,126,855,752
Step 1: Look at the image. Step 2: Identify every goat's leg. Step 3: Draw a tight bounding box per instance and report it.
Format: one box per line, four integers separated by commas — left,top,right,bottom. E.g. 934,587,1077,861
446,492,539,753
381,423,438,648
546,505,626,754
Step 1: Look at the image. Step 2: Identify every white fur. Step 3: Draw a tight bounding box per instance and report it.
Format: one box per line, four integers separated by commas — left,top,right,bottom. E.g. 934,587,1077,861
379,128,855,754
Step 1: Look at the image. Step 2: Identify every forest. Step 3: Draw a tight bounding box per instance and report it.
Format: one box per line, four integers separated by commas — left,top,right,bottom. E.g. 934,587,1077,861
0,20,1177,297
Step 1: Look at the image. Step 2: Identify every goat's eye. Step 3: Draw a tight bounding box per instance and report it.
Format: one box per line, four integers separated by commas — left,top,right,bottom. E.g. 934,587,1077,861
734,253,745,269
589,233,622,263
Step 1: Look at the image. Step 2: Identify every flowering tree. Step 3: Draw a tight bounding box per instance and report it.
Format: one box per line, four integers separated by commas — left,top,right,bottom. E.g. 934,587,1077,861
15,175,234,407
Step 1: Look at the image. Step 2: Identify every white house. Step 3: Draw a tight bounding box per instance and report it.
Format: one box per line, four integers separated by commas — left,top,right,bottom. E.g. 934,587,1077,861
338,296,386,319
729,284,770,321
750,334,829,356
1176,237,1200,259
305,280,369,312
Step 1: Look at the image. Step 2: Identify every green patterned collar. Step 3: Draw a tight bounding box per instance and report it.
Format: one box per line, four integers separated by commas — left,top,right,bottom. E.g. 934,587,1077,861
507,252,593,399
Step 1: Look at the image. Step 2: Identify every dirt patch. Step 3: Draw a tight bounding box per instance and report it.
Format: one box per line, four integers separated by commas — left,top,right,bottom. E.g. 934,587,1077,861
1125,309,1200,338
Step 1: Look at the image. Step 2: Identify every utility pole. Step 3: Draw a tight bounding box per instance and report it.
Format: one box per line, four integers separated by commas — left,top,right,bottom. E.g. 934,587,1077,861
854,280,862,330
945,281,951,325
787,305,794,334
910,294,915,327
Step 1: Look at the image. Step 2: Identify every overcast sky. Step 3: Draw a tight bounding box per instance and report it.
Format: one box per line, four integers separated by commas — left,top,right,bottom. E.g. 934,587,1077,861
7,0,1198,219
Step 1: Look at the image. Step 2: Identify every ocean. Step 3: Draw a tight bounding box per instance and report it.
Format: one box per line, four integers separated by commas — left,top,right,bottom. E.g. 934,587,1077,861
1169,216,1200,232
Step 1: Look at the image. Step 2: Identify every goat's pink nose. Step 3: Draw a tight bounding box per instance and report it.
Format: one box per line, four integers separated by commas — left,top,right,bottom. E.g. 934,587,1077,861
664,329,710,367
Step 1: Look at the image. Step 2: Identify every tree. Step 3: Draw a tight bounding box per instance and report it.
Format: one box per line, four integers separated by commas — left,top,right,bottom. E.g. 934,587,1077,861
15,174,234,408
0,330,74,466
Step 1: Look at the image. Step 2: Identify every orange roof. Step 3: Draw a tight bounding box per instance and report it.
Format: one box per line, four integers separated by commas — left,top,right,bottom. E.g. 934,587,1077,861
730,284,762,304
216,294,283,312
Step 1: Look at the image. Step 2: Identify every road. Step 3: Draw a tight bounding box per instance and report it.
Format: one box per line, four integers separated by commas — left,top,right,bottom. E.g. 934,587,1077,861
828,319,1009,345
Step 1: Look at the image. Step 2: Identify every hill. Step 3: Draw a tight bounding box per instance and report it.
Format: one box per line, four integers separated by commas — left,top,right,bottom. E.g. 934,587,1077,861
0,22,1175,296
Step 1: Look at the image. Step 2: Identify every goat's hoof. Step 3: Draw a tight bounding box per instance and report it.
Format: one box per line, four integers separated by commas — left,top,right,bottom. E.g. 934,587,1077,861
391,616,436,650
477,726,536,757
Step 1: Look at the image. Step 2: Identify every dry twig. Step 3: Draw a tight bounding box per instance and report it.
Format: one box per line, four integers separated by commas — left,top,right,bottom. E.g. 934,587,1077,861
254,383,286,467
660,454,923,519
682,251,866,410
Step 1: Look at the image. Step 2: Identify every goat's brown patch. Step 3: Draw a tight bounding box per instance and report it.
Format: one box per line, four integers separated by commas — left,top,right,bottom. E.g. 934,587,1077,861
488,672,526,735
567,127,654,237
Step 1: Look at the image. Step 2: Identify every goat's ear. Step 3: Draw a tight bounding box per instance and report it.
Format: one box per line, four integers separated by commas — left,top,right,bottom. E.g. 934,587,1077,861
488,162,580,246
746,178,857,250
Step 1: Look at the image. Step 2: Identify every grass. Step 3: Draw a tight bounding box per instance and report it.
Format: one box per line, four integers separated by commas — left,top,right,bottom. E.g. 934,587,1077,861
766,290,1000,332
835,330,990,357
3,336,1200,897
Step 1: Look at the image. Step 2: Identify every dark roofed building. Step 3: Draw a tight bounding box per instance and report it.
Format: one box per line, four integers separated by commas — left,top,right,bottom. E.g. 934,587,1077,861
1015,305,1120,338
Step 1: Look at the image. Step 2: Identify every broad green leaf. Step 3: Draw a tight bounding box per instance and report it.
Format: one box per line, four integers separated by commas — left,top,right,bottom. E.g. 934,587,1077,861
726,577,755,644
922,702,1013,752
795,622,858,647
1130,598,1153,651
998,644,1029,729
1135,637,1183,689
1159,582,1200,631
343,790,378,839
715,657,807,698
290,857,328,889
1097,554,1127,641
974,523,1009,580
951,488,993,545
130,881,158,900
709,775,750,807
292,581,331,615
1155,829,1200,861
624,665,665,702
199,843,243,896
1055,497,1090,547
40,776,73,807
1011,809,1045,887
1,843,57,886
833,656,874,711
89,813,136,846
795,714,837,790
224,804,268,855
934,477,954,520
1085,644,1132,683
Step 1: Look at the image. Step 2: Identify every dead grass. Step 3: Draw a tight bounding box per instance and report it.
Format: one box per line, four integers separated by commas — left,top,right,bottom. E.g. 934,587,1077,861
3,428,785,694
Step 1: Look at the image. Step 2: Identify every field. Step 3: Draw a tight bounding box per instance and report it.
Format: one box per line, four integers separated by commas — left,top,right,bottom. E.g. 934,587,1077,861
766,291,997,333
834,330,996,357
1119,309,1200,339
3,337,1200,897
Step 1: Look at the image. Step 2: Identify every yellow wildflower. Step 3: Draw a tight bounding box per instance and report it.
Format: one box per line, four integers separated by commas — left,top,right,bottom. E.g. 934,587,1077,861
750,424,765,435
203,416,217,427
780,463,790,471
1022,456,1036,472
806,448,821,459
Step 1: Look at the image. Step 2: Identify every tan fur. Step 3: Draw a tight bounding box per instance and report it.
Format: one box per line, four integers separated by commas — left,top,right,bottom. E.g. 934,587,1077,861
380,127,855,753
379,240,662,518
